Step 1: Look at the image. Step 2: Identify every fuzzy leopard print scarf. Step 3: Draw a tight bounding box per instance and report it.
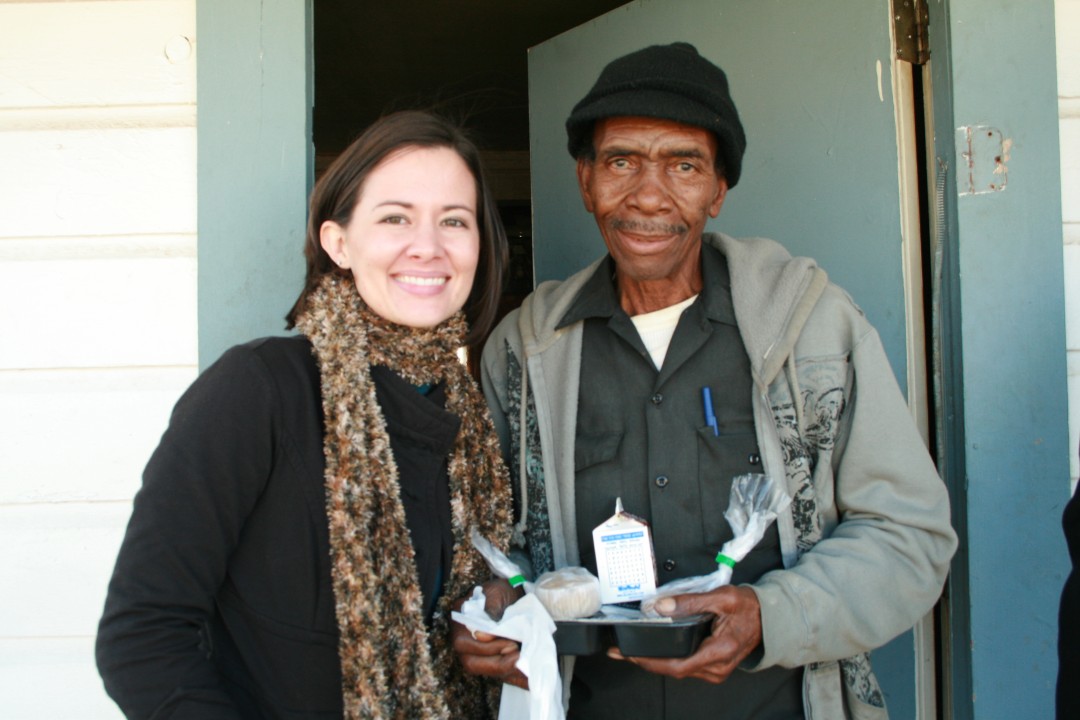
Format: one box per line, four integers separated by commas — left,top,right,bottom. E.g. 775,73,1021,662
295,273,512,720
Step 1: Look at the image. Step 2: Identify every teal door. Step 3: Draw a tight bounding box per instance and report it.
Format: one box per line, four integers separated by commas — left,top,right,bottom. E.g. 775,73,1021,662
528,1,930,715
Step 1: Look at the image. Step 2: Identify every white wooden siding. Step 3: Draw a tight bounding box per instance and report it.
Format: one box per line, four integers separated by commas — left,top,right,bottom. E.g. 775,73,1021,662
1060,0,1080,488
0,1,196,718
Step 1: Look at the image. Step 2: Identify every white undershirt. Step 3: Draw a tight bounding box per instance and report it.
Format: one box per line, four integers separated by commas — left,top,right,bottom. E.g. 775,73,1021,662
629,295,699,370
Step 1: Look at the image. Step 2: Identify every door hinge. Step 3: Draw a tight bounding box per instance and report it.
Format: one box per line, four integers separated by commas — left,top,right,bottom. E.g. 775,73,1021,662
893,0,930,65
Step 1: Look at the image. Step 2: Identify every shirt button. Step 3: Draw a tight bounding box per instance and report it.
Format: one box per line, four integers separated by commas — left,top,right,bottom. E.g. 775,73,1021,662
663,559,677,572
655,475,669,488
651,393,663,405
748,452,761,465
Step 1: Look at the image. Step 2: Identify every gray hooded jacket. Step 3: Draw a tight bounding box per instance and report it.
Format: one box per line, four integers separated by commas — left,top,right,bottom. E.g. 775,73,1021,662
480,232,957,719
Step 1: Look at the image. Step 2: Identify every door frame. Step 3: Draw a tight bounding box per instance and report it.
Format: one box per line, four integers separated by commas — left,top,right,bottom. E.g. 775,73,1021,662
195,0,313,369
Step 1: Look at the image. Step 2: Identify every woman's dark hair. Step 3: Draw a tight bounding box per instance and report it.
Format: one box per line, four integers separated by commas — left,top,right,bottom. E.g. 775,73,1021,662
286,110,508,345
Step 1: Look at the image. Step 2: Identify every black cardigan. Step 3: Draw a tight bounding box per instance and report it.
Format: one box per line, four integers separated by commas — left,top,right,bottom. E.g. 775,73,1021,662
96,336,457,719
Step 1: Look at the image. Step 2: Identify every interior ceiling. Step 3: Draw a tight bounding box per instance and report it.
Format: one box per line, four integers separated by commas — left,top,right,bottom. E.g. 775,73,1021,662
313,1,629,155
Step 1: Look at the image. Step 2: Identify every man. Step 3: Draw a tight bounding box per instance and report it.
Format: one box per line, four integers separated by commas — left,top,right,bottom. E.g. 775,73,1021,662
455,42,957,719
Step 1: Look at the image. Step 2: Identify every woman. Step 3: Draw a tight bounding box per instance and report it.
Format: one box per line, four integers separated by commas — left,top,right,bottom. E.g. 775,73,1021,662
96,111,514,719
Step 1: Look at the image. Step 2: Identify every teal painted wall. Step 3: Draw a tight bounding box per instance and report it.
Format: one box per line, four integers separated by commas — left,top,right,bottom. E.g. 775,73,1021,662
196,0,312,369
928,1,1069,717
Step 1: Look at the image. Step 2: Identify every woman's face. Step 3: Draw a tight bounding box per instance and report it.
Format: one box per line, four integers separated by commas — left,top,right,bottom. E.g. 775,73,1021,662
321,146,481,329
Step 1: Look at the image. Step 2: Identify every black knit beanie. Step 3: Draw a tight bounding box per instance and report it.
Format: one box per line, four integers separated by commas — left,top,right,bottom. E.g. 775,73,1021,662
566,42,747,187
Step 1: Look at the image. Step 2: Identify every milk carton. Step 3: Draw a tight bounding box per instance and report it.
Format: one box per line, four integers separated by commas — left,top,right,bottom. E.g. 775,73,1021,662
591,498,657,604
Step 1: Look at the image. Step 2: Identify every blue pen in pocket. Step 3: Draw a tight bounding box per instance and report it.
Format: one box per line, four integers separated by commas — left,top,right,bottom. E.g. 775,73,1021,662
702,387,719,436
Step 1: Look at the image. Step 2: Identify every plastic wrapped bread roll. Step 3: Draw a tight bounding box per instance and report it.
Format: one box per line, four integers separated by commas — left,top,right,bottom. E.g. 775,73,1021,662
534,567,602,620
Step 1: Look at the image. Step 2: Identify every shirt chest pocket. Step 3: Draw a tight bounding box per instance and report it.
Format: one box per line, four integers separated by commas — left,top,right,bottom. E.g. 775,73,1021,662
574,430,625,567
696,429,767,547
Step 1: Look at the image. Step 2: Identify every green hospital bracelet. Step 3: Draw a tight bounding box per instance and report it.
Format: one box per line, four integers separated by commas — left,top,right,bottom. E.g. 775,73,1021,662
507,574,526,588
715,553,736,569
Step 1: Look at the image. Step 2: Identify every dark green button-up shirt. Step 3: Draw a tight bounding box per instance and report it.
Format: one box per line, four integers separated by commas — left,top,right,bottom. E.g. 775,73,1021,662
559,243,803,720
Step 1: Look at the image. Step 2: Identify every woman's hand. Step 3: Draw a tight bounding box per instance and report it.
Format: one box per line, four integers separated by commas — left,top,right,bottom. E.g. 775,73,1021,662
450,578,530,690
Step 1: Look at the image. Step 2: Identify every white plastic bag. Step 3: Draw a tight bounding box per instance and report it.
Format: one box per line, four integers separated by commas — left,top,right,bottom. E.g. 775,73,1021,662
452,587,563,720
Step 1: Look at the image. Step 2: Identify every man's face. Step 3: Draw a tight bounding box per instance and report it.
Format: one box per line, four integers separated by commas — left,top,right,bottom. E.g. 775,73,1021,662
577,116,728,290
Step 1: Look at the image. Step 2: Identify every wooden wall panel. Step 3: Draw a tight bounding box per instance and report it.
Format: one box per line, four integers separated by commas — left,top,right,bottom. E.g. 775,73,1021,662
0,2,198,716
0,0,195,109
0,503,131,637
0,257,197,368
0,128,196,239
0,638,123,719
1059,0,1079,483
1060,116,1080,227
0,367,196,503
1057,0,1080,99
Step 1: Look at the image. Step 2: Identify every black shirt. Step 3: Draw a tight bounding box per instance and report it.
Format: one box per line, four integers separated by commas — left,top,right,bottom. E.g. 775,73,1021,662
371,364,457,625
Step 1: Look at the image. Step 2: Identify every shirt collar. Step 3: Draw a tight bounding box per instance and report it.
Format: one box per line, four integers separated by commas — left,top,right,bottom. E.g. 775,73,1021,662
557,243,736,328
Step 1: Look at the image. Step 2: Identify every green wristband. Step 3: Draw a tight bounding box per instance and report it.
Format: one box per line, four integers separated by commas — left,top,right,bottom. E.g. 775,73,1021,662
715,553,736,568
507,574,526,588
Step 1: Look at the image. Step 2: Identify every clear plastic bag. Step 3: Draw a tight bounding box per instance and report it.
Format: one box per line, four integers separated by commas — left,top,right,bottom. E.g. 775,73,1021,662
640,473,790,617
470,527,530,591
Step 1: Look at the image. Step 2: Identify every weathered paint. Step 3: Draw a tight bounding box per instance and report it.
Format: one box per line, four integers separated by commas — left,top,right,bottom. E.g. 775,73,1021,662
956,125,1011,195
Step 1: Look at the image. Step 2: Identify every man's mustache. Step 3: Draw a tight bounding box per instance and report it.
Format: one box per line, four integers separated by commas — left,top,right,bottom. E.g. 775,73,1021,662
610,218,688,235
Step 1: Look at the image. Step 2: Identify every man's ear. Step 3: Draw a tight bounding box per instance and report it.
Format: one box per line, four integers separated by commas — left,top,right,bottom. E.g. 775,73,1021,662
576,158,596,214
709,177,729,218
319,220,348,268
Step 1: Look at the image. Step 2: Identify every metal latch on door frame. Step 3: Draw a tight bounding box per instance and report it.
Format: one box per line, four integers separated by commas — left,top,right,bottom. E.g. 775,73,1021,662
893,0,930,64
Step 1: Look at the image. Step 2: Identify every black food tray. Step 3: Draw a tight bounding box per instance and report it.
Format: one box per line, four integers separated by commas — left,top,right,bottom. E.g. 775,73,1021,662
554,614,712,658
553,620,611,656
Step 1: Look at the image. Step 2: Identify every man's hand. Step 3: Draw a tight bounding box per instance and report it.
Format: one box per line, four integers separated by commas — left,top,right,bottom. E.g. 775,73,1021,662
450,578,529,690
607,585,762,684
